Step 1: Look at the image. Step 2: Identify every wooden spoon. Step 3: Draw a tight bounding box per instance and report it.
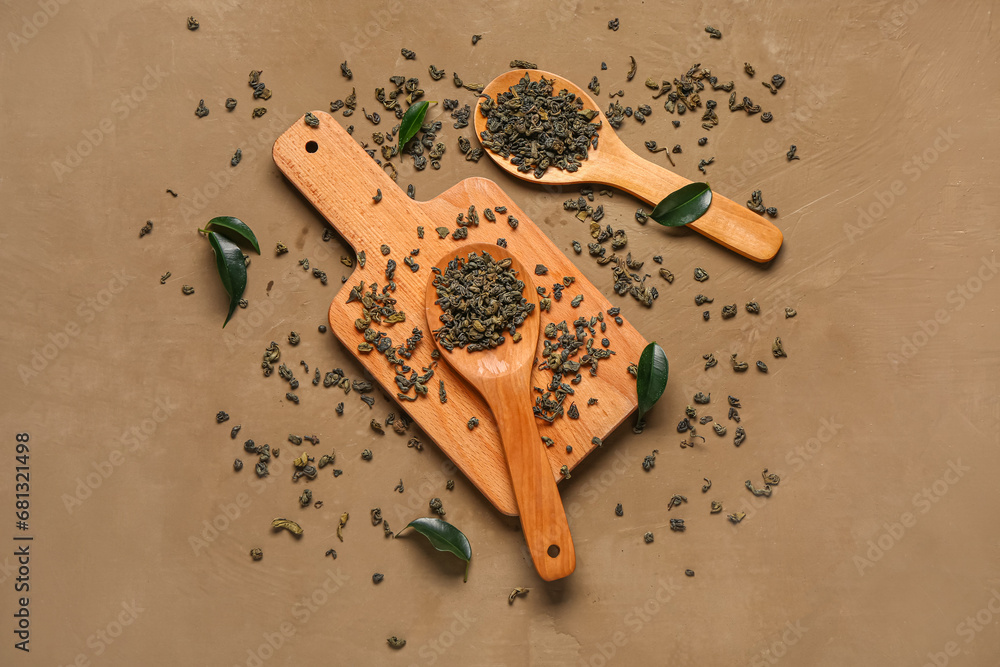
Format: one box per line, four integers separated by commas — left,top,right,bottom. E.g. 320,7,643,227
425,242,576,581
474,69,783,263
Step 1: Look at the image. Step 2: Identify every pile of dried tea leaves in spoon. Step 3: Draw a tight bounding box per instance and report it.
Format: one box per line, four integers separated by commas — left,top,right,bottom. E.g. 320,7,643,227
478,73,601,179
430,250,535,352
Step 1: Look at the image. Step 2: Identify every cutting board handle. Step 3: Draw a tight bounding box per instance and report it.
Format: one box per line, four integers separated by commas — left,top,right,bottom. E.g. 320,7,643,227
272,112,412,250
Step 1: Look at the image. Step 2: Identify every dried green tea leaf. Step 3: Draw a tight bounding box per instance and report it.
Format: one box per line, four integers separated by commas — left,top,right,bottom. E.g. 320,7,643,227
508,587,529,604
337,511,349,541
271,517,303,536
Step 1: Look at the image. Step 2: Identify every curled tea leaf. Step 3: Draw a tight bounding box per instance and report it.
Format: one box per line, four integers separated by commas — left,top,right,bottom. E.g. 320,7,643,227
271,518,303,536
508,587,529,604
397,517,472,582
650,182,713,227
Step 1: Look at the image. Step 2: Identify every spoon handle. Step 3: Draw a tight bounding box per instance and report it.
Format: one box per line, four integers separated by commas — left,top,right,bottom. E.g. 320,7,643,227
491,386,576,581
608,151,784,263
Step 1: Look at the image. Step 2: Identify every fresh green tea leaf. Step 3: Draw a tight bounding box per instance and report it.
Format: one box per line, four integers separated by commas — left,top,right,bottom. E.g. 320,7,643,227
206,216,260,254
397,101,431,154
397,517,472,582
649,182,713,227
208,231,247,328
636,342,668,426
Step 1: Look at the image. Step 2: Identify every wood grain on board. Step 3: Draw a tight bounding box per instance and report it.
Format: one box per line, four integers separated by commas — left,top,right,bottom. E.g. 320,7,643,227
273,112,649,516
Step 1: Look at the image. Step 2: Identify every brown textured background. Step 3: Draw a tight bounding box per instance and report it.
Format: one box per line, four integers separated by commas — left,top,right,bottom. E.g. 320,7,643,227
2,1,998,665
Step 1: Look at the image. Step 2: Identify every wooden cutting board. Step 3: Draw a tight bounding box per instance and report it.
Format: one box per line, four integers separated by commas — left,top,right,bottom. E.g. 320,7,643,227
273,112,649,516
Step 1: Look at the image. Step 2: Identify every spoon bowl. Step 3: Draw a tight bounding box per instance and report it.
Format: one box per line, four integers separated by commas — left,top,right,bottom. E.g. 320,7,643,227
425,242,576,581
474,69,784,262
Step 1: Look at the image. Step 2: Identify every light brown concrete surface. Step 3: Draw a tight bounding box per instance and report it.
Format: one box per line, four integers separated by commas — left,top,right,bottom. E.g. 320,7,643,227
1,1,998,665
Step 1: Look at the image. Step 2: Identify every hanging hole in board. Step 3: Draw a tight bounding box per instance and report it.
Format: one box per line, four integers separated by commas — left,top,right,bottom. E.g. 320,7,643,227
305,141,318,153
547,544,560,558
